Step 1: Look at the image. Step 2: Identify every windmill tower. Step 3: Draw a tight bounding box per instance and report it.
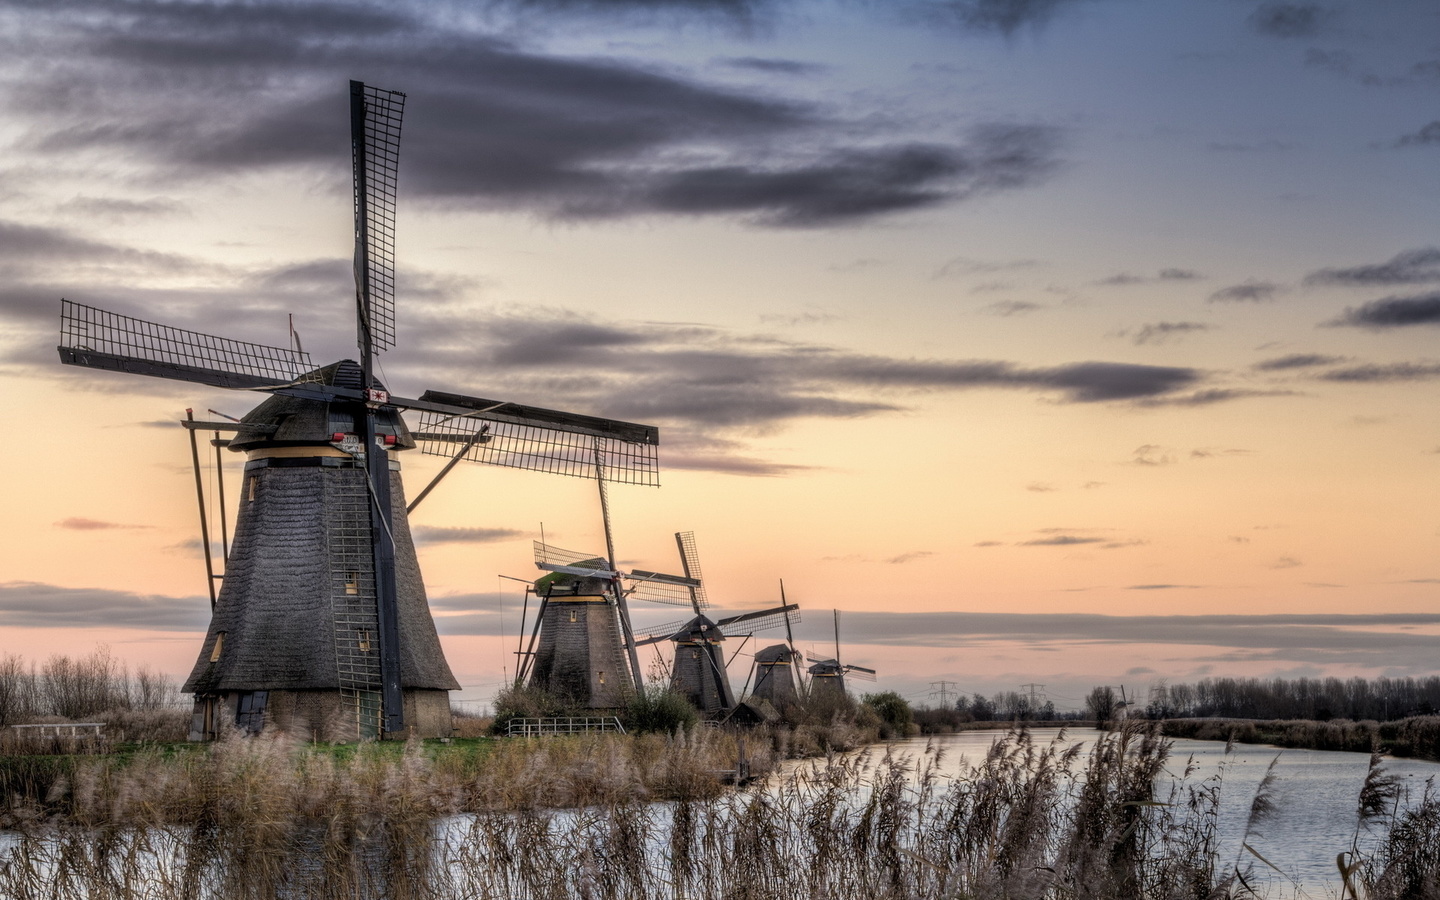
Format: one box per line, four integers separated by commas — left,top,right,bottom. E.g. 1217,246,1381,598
57,82,661,741
631,534,799,717
806,610,876,701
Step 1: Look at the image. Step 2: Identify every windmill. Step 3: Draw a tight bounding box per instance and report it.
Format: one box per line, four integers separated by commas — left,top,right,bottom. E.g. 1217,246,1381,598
56,82,660,741
515,537,704,707
630,534,800,716
747,582,805,709
806,610,876,701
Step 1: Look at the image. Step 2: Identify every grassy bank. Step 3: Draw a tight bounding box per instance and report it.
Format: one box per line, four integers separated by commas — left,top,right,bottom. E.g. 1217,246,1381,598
1,723,1436,899
1160,715,1440,761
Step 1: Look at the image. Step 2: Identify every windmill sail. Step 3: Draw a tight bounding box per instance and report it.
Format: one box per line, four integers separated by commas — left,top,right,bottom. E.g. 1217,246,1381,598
58,300,314,390
414,392,659,486
351,81,404,354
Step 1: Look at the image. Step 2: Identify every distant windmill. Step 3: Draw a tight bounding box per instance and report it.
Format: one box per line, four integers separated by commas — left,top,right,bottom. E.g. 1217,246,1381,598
516,538,703,707
806,610,876,700
747,582,805,708
57,82,660,741
631,534,799,716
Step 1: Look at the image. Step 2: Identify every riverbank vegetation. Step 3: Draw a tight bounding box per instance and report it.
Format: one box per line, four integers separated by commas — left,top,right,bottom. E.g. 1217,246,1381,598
1,722,1436,898
1160,715,1440,762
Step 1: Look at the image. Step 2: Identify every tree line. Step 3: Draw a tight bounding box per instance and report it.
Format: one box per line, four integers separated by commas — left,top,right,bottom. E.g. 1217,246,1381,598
1086,675,1440,723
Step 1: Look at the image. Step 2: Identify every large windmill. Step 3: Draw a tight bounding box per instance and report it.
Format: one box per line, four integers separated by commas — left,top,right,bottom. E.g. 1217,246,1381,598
806,610,876,701
56,82,660,741
631,533,799,717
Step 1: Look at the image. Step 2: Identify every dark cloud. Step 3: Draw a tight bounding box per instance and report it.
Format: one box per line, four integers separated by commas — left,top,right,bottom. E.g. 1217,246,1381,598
411,525,526,545
657,434,818,476
7,4,1061,229
55,517,150,531
1306,248,1440,287
1394,122,1440,148
1209,280,1281,303
0,582,209,631
1127,584,1201,590
835,610,1440,670
1020,534,1104,546
1158,268,1201,280
1129,321,1211,346
910,0,1090,35
1098,269,1200,286
980,301,1043,316
1253,353,1345,371
885,551,934,564
719,57,826,75
1328,292,1440,328
1319,361,1440,383
1135,388,1296,407
1248,3,1324,38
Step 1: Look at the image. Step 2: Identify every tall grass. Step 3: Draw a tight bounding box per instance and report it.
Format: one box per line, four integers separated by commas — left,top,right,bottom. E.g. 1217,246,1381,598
1,722,1436,898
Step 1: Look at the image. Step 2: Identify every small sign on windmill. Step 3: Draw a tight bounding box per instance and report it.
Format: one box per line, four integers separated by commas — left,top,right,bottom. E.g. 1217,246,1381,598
57,82,662,741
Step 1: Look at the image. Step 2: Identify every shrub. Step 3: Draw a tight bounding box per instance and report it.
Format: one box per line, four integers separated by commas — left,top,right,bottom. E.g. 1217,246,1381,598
861,690,915,738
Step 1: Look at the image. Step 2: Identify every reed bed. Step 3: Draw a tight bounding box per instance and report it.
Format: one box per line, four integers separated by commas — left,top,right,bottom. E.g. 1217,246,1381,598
1,722,1436,899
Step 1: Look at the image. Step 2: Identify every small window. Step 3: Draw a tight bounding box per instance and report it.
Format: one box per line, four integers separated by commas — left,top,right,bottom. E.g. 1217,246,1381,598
358,629,371,652
345,572,359,595
247,477,256,501
210,632,226,662
568,609,577,623
597,670,605,685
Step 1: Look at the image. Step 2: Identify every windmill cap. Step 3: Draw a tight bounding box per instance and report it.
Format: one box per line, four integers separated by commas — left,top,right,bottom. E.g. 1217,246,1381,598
228,360,416,452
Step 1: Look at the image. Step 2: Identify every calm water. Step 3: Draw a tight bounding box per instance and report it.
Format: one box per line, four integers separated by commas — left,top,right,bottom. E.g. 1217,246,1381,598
878,728,1440,898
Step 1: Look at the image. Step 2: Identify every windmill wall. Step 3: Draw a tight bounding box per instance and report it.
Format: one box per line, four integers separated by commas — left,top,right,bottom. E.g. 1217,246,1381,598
670,641,734,715
183,437,459,742
528,594,634,708
749,644,800,707
807,667,847,702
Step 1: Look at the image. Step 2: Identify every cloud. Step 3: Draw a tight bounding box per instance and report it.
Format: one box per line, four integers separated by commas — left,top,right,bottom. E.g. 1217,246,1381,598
1020,534,1104,546
1025,482,1056,492
55,517,151,531
1328,292,1440,328
1131,445,1173,466
1253,353,1345,371
885,551,934,564
1248,3,1324,38
1318,361,1440,383
719,57,826,75
1394,122,1440,148
835,611,1440,671
1128,321,1211,346
1306,248,1440,287
5,5,1062,230
0,582,209,631
909,0,1092,35
980,301,1043,316
1209,280,1281,303
1127,584,1201,590
1270,556,1302,569
411,526,526,545
1099,269,1201,286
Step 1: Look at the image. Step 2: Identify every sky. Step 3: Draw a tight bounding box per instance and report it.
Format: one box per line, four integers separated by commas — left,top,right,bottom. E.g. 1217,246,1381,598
1,0,1438,713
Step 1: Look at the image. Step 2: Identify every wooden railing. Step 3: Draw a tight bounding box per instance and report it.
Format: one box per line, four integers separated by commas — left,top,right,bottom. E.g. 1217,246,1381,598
505,716,626,737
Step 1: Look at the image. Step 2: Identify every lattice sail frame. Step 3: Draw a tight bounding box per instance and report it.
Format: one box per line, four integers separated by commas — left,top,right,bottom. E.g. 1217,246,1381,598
636,607,800,644
58,300,315,388
533,541,613,576
351,82,404,353
416,410,660,486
